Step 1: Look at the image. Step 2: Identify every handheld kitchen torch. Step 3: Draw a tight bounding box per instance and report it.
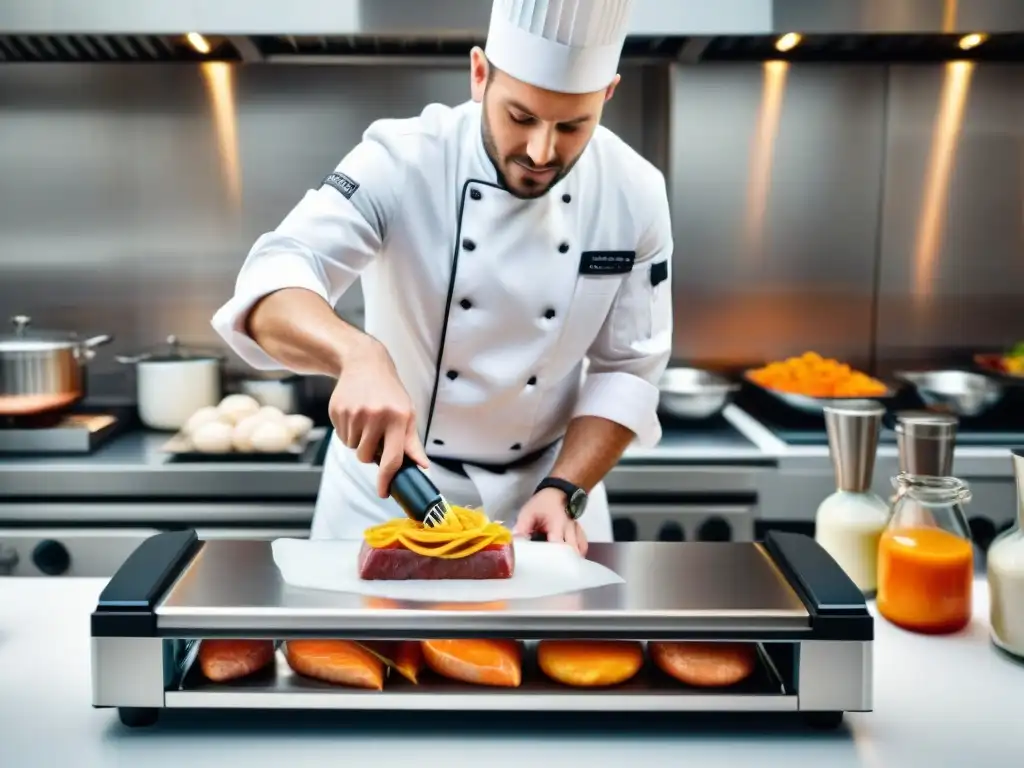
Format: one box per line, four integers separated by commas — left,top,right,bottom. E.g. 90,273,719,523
374,446,449,528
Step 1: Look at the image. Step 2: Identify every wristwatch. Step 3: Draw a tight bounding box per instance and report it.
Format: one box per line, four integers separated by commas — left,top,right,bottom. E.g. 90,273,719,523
535,477,588,520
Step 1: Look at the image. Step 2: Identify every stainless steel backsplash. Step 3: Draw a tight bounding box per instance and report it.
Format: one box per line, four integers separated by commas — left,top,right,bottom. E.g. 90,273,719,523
0,61,1021,398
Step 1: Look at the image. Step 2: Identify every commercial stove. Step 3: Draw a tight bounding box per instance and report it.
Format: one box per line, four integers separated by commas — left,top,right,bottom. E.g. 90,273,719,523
90,529,872,730
737,386,1024,447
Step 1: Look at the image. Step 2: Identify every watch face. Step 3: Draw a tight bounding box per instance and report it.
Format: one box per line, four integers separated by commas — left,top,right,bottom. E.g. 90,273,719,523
568,488,588,520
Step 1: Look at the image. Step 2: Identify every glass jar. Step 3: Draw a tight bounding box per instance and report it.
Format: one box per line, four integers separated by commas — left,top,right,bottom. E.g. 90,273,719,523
986,449,1024,658
877,473,974,635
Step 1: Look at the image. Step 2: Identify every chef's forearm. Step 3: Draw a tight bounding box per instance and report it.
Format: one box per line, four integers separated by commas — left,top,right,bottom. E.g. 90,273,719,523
548,415,635,491
244,287,376,378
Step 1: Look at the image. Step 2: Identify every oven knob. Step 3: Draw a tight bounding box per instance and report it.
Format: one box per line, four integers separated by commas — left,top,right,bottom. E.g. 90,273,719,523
697,517,733,541
968,517,996,552
0,544,19,576
32,540,70,576
657,522,685,541
611,518,637,542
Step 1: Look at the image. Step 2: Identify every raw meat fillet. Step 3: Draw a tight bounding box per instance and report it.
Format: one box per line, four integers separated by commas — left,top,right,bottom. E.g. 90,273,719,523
357,540,514,580
537,640,644,687
421,639,522,688
283,639,385,690
198,639,276,682
649,641,756,687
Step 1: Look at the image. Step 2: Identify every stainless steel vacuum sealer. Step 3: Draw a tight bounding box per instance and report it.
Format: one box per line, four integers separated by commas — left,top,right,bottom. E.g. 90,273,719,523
90,530,873,729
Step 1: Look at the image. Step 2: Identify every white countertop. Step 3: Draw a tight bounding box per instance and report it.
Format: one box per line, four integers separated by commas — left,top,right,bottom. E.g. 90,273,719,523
2,577,1023,767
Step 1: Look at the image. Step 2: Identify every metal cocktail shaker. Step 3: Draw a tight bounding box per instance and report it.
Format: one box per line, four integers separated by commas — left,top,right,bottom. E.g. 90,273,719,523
824,400,886,493
894,411,958,477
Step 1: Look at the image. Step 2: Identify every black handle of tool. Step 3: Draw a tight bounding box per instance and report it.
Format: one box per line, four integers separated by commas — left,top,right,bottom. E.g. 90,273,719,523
373,443,443,523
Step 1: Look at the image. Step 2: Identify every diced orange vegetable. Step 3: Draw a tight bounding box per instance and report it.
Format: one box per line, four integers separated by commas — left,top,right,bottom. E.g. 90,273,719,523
748,351,887,398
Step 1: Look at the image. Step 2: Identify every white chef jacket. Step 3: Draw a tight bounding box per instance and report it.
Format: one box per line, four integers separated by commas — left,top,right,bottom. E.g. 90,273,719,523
211,99,673,541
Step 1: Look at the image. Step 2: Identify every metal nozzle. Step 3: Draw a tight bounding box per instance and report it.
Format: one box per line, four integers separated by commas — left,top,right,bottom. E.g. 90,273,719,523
894,410,958,477
422,498,450,528
823,399,885,493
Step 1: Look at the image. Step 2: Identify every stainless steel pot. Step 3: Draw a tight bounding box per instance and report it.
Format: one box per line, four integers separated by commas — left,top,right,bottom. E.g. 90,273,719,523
116,336,224,431
0,315,113,416
237,374,305,413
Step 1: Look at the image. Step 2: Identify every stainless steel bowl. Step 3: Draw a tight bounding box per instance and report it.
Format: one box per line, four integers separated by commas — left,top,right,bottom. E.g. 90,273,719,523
895,369,1005,417
658,367,739,420
744,373,898,416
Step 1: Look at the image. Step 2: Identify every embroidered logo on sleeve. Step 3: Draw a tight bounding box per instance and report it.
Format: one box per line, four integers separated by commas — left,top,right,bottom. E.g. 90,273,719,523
321,171,360,199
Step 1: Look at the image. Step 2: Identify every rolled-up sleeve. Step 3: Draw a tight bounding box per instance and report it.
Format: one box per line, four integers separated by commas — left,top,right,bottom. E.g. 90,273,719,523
572,175,674,447
211,125,407,370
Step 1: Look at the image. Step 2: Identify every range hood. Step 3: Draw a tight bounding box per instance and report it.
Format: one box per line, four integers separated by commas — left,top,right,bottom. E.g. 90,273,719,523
1,0,1022,63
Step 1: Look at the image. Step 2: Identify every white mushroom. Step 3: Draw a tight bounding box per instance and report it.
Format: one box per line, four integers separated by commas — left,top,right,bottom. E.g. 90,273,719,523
216,394,260,425
183,406,223,436
250,419,294,453
256,405,286,423
284,414,314,441
190,420,235,453
231,412,266,453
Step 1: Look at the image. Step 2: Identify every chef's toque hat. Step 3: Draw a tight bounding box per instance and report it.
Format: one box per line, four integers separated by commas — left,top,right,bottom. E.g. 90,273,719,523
484,0,636,94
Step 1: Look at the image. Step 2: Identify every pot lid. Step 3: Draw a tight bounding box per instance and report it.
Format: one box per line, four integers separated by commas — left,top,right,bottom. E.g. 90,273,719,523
116,335,223,364
0,315,83,352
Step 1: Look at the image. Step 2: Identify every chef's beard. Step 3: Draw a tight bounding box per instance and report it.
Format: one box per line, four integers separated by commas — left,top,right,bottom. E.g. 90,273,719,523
480,104,581,200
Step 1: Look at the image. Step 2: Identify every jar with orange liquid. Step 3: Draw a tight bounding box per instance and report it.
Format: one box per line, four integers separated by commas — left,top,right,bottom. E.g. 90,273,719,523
876,473,975,635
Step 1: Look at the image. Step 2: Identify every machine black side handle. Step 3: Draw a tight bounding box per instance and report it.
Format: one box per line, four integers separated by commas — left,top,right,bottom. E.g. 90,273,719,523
762,530,870,617
94,530,200,612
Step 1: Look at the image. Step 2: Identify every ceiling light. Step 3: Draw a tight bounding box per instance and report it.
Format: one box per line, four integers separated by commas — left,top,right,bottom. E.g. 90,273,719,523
775,33,802,52
957,33,987,50
186,33,211,55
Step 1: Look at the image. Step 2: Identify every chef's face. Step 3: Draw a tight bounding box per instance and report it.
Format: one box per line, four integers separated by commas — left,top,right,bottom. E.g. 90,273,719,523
470,48,618,199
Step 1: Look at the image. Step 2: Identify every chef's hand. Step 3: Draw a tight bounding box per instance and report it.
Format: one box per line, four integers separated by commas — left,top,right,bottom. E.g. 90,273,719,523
512,488,588,556
329,337,429,498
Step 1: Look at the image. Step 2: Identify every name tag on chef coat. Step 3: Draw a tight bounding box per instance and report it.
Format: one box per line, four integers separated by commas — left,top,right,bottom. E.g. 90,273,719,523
579,250,636,275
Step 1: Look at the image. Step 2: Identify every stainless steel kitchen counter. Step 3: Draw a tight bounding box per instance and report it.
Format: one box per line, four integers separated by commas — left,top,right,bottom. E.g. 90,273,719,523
0,408,775,501
1,405,1015,527
0,431,325,499
2,576,1020,768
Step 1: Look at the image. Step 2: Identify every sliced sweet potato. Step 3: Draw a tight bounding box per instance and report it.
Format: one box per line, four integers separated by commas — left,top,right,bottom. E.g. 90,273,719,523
358,640,424,684
537,640,644,687
649,641,757,688
421,639,522,688
198,639,276,682
283,639,385,690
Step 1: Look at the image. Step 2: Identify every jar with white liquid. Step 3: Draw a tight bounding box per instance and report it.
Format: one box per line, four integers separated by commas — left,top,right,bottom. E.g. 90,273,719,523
815,400,890,596
987,448,1024,658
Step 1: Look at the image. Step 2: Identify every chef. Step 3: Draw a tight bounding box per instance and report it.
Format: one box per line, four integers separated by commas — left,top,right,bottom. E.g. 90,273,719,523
211,0,673,555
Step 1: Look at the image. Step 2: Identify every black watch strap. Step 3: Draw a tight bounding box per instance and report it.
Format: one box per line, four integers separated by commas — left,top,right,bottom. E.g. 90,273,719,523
535,477,588,520
535,477,579,498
